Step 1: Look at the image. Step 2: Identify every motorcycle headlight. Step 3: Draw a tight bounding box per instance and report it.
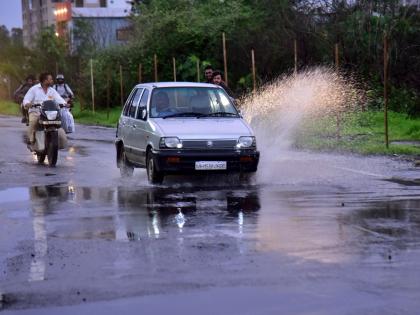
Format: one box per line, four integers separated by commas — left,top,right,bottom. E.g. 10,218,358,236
237,136,255,148
44,111,58,120
160,137,183,149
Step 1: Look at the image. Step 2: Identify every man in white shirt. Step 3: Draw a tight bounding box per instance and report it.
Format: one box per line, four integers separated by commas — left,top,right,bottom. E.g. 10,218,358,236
23,73,66,146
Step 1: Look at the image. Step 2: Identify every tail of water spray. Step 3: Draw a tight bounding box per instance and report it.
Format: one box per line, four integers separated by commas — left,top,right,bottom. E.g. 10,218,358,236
240,67,364,183
241,67,363,153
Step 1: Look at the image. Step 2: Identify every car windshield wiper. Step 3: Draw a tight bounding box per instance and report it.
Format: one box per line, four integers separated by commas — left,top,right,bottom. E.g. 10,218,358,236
162,112,205,119
198,112,238,118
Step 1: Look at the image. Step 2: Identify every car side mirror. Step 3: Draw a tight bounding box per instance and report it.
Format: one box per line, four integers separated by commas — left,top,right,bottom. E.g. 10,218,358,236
141,108,147,120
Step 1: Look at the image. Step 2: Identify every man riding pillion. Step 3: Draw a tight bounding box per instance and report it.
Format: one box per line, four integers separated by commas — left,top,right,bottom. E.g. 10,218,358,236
13,75,35,124
23,73,67,150
54,74,74,109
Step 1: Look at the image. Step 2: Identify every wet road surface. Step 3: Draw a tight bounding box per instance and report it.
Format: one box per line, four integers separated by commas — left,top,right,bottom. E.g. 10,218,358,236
0,115,419,314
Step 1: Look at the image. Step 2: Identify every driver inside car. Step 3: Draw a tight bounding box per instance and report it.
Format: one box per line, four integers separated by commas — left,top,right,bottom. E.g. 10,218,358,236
152,91,176,118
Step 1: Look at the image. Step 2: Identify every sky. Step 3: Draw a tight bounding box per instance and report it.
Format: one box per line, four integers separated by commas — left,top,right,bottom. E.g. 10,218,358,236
0,0,22,30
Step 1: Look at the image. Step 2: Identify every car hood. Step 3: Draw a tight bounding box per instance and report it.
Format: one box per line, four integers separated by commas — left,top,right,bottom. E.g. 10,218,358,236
153,118,253,139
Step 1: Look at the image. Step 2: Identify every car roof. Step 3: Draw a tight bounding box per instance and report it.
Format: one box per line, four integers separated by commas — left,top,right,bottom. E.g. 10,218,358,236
133,82,222,89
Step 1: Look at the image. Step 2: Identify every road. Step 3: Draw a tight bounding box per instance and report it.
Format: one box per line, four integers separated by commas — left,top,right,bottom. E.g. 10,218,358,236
0,115,419,315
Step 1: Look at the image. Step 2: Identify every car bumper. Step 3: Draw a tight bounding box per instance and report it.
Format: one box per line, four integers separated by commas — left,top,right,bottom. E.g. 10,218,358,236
153,149,260,174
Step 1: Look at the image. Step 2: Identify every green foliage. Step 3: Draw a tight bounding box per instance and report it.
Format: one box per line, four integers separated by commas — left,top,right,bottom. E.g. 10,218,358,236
0,100,20,116
295,110,420,155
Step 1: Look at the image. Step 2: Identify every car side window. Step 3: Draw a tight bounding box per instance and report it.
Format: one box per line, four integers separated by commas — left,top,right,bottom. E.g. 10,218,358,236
128,88,143,118
136,89,149,119
123,89,136,117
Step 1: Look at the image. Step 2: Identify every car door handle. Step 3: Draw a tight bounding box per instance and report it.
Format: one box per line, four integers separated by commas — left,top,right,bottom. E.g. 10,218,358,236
132,125,136,129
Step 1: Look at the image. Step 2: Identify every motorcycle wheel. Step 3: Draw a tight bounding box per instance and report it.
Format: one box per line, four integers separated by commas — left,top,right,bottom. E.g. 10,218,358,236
47,131,58,167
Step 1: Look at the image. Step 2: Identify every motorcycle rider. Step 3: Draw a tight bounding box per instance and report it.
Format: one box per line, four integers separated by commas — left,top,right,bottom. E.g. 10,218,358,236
23,72,66,150
13,75,35,124
53,74,74,109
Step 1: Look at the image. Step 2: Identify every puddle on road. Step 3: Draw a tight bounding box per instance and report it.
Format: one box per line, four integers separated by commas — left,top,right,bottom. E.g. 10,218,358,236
384,177,420,187
11,183,260,242
3,182,420,265
344,199,420,239
0,187,30,203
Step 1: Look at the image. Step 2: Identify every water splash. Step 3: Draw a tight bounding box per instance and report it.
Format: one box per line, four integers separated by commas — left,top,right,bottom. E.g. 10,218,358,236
241,67,364,151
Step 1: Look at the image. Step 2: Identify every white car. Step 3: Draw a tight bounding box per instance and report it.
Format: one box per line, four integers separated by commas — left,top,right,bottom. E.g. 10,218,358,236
115,82,260,184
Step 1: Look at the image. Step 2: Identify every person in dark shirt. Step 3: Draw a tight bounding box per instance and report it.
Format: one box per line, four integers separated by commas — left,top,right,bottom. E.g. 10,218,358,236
212,70,235,99
14,75,35,124
204,65,214,84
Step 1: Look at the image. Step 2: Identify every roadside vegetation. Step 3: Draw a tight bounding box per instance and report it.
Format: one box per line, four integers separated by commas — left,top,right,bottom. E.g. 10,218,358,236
295,111,420,155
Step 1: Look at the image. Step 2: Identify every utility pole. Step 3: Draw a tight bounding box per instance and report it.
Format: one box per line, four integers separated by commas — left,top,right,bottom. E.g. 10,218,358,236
384,32,389,149
251,49,256,92
222,32,228,85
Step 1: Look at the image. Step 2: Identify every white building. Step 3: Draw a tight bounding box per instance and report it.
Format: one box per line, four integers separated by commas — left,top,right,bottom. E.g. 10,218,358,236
21,0,132,48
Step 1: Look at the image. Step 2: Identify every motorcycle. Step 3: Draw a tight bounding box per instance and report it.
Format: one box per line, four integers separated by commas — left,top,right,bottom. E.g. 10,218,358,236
30,100,64,167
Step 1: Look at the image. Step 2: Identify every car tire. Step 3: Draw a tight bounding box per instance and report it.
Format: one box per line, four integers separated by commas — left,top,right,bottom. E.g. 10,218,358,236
146,152,164,184
239,172,254,184
119,147,134,177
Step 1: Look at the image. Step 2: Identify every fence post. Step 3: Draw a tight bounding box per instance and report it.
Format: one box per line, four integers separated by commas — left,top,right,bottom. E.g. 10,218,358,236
196,59,200,82
222,32,228,85
119,64,124,107
90,59,95,113
172,57,177,82
106,68,110,119
138,63,142,83
384,32,389,149
251,49,256,93
335,43,339,69
294,39,298,75
154,54,158,82
335,43,341,141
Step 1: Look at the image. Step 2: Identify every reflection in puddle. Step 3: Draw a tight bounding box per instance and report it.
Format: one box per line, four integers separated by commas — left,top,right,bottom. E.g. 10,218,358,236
26,183,261,243
256,191,420,264
344,199,420,240
18,182,420,268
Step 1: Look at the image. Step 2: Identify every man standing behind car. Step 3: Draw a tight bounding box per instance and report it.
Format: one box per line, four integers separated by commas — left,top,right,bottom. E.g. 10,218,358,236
212,70,236,99
23,73,66,149
204,65,214,84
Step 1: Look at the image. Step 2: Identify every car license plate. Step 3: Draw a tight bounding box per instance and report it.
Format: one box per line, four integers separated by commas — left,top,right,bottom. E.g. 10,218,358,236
195,161,227,170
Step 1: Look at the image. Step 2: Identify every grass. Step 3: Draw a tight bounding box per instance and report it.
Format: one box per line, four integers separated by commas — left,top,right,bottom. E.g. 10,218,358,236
295,111,420,156
0,100,20,116
71,102,121,128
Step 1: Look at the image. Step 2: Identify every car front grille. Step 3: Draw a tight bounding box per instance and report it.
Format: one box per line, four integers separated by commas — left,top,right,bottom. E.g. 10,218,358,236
181,139,237,150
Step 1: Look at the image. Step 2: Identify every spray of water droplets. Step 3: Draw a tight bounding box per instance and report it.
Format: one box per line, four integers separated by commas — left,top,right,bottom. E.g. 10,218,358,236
240,67,364,150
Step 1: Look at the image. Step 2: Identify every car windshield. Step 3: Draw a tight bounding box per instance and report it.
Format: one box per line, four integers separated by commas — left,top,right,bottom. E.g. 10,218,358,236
149,87,239,118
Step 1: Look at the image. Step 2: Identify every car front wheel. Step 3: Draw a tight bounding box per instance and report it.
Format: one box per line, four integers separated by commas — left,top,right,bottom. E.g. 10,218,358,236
146,152,164,184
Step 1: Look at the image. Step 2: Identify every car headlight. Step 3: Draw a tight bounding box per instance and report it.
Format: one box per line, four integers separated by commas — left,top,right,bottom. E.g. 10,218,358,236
237,136,255,148
160,137,183,149
44,110,58,120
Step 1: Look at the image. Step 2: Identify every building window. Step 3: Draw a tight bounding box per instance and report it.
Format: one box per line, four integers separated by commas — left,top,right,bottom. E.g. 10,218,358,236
100,0,107,7
75,0,84,7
